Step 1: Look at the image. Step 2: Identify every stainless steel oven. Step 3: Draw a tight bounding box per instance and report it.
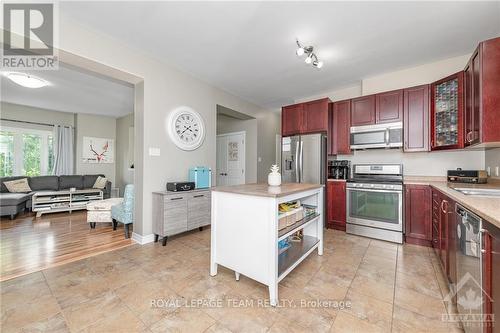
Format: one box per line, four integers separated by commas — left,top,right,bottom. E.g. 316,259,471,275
346,164,404,243
350,122,403,150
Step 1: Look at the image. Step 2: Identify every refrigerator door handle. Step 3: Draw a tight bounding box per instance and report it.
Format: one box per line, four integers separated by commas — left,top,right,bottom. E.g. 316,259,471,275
295,142,300,183
299,141,304,183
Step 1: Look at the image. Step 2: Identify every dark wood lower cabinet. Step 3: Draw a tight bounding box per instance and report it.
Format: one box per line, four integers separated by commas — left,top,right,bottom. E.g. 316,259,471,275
404,185,432,246
482,220,500,333
327,180,346,231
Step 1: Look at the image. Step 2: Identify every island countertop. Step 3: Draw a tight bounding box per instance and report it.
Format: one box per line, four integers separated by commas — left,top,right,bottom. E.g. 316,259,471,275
211,183,323,198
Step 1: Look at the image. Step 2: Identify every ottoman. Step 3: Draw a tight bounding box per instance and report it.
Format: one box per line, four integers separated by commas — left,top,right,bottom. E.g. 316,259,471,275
87,198,123,229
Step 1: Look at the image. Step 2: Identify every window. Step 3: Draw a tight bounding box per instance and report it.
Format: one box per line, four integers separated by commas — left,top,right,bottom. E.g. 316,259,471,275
0,126,54,177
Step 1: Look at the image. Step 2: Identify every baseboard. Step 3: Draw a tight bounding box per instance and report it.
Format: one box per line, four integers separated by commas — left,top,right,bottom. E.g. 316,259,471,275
405,236,432,248
131,232,155,245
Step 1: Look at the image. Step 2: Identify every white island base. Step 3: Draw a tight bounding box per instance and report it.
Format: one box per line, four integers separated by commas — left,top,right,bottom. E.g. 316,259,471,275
210,183,324,306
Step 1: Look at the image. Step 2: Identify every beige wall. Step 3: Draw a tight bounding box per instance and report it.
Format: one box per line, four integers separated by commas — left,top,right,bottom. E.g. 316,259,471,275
257,112,281,181
116,113,134,192
74,113,117,184
485,148,500,179
362,54,471,95
58,16,279,238
216,114,257,183
0,102,75,126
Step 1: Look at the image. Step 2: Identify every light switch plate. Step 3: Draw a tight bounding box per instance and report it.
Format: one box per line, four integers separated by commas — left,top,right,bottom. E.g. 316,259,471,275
149,147,160,156
496,166,499,177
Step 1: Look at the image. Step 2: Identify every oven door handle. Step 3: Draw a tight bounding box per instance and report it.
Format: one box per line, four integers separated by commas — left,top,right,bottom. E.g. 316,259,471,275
346,188,402,194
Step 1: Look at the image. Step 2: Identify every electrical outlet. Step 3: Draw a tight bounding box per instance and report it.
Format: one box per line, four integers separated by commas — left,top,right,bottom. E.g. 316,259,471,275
148,147,160,156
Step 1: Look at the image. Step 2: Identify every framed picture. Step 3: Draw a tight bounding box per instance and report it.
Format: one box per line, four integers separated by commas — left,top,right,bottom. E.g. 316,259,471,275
82,136,114,163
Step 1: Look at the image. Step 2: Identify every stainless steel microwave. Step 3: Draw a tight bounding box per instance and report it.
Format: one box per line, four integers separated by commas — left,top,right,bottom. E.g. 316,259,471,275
350,122,403,150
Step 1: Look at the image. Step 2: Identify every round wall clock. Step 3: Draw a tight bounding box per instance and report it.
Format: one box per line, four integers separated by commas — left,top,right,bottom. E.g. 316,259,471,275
167,106,205,151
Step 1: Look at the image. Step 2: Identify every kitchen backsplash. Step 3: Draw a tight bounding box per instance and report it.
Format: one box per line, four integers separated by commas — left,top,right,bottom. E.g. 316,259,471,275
485,148,500,179
336,149,485,176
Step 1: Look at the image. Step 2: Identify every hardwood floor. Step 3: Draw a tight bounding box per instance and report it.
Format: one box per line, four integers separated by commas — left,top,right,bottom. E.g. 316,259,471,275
0,211,133,282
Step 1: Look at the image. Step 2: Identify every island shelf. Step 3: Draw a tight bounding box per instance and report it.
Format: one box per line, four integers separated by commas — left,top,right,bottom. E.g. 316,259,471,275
210,183,324,306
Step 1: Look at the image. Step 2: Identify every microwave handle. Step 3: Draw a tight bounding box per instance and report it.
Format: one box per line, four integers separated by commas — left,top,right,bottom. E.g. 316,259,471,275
384,128,390,145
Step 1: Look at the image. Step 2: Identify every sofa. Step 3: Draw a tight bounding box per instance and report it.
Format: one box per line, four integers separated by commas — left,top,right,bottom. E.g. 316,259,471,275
0,174,111,220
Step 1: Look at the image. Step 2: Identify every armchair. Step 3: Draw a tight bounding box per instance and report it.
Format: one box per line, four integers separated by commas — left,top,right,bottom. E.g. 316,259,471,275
111,184,134,238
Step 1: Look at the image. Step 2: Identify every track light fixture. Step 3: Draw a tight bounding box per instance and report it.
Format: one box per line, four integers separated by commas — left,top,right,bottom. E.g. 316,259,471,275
295,39,323,69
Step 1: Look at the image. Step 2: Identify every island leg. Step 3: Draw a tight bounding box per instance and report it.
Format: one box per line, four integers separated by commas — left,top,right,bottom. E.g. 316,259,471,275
269,283,278,307
235,272,240,281
210,261,218,276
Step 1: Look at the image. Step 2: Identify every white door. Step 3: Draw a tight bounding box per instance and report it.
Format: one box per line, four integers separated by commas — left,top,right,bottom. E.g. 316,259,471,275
216,132,245,186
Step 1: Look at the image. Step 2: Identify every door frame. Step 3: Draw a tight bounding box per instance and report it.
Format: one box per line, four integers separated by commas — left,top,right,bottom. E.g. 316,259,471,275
216,131,246,185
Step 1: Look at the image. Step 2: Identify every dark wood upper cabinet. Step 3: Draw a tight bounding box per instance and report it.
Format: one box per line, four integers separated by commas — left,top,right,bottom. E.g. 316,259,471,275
327,180,346,231
464,37,500,148
376,89,403,123
302,98,330,134
329,100,351,155
351,95,376,126
403,85,430,152
281,98,330,136
404,185,432,247
430,71,465,151
281,104,303,136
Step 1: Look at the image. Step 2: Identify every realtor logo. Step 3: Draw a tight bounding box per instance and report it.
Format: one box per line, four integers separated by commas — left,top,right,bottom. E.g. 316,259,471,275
1,2,58,69
443,272,494,328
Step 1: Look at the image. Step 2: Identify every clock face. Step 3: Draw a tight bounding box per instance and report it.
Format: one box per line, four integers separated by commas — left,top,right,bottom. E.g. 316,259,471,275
167,107,205,150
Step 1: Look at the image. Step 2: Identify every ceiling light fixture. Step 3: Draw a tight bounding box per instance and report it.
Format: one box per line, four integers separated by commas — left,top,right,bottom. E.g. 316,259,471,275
3,72,49,88
295,39,323,69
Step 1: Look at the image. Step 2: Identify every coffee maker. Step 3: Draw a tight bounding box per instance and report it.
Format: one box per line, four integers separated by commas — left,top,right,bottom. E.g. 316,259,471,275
328,160,350,180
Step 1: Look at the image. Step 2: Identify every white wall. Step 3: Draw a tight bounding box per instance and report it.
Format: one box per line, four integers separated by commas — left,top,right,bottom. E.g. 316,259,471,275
485,148,500,179
294,84,362,103
257,113,281,181
57,17,278,237
362,54,471,95
1,102,75,126
338,149,485,177
116,113,134,192
75,113,117,184
216,114,257,183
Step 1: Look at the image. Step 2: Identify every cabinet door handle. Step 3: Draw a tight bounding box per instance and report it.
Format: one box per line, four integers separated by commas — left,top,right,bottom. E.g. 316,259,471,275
466,131,473,143
170,197,183,201
440,200,448,213
193,194,204,198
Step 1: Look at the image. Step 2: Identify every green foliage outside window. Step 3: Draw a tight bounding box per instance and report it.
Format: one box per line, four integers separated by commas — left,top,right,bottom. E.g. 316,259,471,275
22,134,42,176
0,131,14,177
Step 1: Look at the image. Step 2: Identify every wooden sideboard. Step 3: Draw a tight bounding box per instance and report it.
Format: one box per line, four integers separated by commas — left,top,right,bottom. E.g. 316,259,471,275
152,188,211,245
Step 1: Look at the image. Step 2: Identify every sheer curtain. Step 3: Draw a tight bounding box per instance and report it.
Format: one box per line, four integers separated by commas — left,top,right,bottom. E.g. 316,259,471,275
52,125,74,175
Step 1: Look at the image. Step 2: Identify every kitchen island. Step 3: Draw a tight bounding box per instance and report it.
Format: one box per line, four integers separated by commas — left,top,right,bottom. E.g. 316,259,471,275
210,183,324,306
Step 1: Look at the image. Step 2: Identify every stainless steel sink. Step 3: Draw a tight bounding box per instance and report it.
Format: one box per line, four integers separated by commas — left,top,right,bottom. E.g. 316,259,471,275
453,188,500,197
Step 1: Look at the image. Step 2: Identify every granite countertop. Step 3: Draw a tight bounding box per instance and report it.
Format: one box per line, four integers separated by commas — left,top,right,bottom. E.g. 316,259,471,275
404,176,500,229
211,183,323,198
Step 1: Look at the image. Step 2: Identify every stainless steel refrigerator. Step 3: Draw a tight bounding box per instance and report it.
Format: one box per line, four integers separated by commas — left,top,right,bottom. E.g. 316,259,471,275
281,133,327,185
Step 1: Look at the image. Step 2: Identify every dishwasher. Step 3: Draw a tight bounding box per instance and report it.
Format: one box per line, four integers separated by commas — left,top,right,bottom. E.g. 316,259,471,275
455,204,483,333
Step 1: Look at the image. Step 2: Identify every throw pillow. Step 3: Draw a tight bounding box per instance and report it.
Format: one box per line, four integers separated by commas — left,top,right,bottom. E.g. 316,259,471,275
4,178,32,193
93,176,108,189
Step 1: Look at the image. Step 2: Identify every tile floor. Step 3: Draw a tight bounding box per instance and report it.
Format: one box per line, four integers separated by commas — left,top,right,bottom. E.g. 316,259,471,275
0,228,463,332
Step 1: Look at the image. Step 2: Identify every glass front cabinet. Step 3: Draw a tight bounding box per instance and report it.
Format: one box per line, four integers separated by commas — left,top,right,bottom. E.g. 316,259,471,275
430,71,464,150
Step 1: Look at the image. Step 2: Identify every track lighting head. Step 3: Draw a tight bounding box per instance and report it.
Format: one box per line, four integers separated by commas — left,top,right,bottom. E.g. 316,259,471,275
313,60,323,69
295,38,323,69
